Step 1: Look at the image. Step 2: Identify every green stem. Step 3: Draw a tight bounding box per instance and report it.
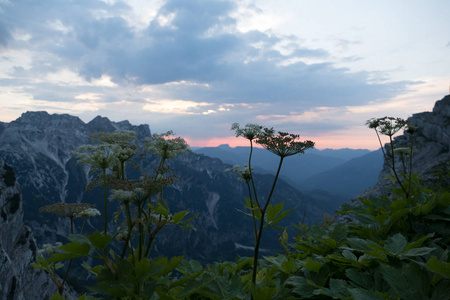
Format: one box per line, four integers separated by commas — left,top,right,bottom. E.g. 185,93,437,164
61,216,75,295
249,140,260,208
121,202,135,263
408,133,414,194
389,135,408,198
138,204,143,260
252,156,284,284
80,217,86,235
103,168,108,235
246,182,258,240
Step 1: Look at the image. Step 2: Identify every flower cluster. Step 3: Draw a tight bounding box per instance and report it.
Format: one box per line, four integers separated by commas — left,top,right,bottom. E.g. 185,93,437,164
366,117,407,136
256,129,315,158
91,130,138,163
109,189,135,203
231,123,263,141
39,203,92,218
225,164,253,182
145,131,190,160
37,242,63,256
73,144,120,171
75,208,101,218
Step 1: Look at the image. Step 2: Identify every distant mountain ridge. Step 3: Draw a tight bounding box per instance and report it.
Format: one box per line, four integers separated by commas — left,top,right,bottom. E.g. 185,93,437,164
194,145,370,181
194,144,379,199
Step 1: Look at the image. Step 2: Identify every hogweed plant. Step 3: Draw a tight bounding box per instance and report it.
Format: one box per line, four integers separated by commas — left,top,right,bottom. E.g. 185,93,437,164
33,130,195,299
366,117,418,198
33,203,99,295
230,123,314,286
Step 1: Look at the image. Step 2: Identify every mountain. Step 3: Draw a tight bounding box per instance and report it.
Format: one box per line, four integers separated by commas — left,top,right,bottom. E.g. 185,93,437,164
194,144,370,186
300,149,384,199
0,156,78,299
0,111,336,267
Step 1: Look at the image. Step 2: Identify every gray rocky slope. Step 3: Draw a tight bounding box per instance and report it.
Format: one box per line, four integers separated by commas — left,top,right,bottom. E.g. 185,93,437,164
348,94,450,206
0,157,78,299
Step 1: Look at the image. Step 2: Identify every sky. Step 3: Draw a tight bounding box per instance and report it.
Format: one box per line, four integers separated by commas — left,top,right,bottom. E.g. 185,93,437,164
0,0,449,150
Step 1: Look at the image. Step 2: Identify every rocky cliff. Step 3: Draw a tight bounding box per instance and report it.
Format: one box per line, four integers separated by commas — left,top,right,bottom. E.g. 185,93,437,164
0,157,79,299
356,94,450,200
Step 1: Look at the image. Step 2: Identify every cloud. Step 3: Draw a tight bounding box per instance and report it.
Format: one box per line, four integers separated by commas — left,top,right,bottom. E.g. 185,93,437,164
0,20,12,47
1,0,415,108
0,0,425,148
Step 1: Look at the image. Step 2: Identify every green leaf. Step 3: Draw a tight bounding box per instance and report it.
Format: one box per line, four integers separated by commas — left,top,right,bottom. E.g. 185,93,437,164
431,279,450,300
347,238,373,251
303,257,323,273
426,256,450,278
135,258,152,280
349,288,384,300
385,208,410,226
265,202,284,222
384,233,407,255
402,247,435,257
153,201,169,218
47,242,91,262
172,210,188,224
342,250,357,261
288,276,317,298
329,223,348,244
281,260,296,274
267,208,295,228
346,269,373,290
87,231,112,252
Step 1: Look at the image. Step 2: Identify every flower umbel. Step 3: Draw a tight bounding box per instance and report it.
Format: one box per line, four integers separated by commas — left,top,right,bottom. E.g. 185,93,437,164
40,203,92,218
72,143,120,171
231,123,264,140
256,128,315,158
225,164,253,182
91,130,138,163
366,117,407,137
144,131,190,160
75,208,101,218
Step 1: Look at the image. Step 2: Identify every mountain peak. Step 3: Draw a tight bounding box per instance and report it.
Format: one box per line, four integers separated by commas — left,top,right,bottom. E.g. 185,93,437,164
14,111,85,129
87,115,116,133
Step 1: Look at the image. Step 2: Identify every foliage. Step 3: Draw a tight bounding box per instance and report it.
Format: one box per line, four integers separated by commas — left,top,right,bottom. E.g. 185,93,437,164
366,116,418,198
33,130,195,298
31,122,450,299
229,123,315,285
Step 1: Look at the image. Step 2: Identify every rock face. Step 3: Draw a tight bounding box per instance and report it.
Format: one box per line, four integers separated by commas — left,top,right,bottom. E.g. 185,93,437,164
0,157,79,299
356,95,450,200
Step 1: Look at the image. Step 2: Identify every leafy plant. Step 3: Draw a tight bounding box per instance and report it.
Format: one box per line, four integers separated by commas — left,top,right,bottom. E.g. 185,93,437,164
33,130,195,298
229,123,314,287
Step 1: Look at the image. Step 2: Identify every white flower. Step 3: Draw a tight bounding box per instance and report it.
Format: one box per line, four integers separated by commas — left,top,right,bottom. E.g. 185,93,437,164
394,147,412,155
144,131,190,160
75,208,101,218
110,189,135,202
225,164,253,182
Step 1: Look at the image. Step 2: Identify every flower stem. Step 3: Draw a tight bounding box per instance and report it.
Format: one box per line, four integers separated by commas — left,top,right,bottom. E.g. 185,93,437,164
252,156,284,284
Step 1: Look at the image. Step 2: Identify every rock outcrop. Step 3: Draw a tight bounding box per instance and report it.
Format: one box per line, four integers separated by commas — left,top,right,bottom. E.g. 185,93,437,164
355,94,450,201
0,156,78,299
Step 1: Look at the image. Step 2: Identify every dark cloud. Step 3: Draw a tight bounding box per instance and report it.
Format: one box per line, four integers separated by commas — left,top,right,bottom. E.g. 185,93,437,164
1,0,415,110
0,20,12,47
